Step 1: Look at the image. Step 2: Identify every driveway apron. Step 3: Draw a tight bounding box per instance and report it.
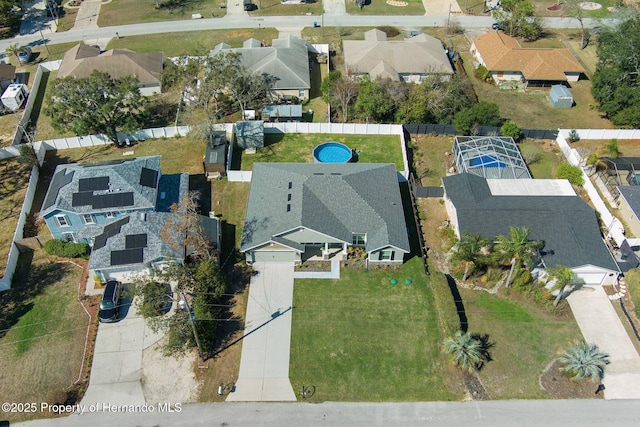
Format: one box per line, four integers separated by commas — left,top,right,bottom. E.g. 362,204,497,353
227,262,296,401
568,286,640,399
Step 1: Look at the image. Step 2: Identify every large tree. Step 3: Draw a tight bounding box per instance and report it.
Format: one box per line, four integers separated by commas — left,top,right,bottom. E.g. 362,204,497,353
592,16,640,127
453,101,502,135
45,71,149,146
355,77,394,123
493,0,542,41
327,74,358,123
453,232,491,281
494,226,543,288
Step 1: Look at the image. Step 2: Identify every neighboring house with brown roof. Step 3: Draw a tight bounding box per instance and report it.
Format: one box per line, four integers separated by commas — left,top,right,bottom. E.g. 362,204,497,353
0,63,16,91
343,29,454,83
58,43,163,96
470,31,584,87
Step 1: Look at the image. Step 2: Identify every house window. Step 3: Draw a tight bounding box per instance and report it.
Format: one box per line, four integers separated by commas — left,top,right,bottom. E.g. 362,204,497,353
81,214,96,224
61,232,77,243
352,233,366,246
104,211,116,219
54,214,70,227
380,250,394,261
298,90,305,98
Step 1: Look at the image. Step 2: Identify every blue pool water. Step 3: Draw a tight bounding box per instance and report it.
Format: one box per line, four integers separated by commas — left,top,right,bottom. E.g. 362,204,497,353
469,155,506,168
313,142,352,163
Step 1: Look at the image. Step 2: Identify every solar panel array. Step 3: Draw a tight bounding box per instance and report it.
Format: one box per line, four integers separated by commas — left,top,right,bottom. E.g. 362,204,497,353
125,233,147,249
111,248,144,266
43,169,75,210
139,167,159,188
78,176,109,192
93,217,130,250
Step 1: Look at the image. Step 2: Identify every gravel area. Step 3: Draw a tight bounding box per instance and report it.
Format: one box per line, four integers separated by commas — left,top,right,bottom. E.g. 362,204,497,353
141,338,202,404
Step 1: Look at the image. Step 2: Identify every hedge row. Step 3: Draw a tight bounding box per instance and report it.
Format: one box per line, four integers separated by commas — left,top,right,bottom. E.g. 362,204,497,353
429,267,461,337
43,239,89,259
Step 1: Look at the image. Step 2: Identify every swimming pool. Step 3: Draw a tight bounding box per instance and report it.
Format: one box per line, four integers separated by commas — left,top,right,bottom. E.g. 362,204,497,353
313,142,353,163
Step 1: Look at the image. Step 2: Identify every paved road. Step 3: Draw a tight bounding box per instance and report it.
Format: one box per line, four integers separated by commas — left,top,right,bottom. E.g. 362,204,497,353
227,262,296,401
0,13,606,53
13,399,640,427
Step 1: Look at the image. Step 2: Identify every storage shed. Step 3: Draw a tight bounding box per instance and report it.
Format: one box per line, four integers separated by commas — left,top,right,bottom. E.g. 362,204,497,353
261,104,303,122
1,83,27,111
548,84,573,108
203,131,227,180
235,120,264,152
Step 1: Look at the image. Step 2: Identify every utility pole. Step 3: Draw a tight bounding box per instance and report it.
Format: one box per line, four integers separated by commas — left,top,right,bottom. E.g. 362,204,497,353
446,4,451,35
181,292,204,360
36,22,50,56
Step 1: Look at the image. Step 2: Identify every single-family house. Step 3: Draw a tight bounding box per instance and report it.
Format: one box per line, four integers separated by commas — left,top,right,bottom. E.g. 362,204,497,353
211,35,311,100
442,173,620,285
240,163,410,264
470,31,585,87
57,43,163,95
342,29,454,83
617,186,640,238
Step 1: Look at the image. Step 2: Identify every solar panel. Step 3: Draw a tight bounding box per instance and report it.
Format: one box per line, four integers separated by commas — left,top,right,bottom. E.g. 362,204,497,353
78,176,109,192
72,192,93,207
94,235,107,250
92,192,134,209
103,217,130,234
126,234,147,249
43,169,75,210
110,248,143,266
139,167,159,188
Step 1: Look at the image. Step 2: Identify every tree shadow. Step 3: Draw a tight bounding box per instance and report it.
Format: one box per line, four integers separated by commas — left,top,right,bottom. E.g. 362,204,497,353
188,174,211,214
473,332,495,371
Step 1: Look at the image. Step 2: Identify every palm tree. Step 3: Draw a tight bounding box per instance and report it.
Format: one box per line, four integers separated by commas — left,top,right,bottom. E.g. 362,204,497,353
559,341,609,382
546,265,575,307
453,232,490,281
604,138,621,159
442,330,484,373
494,226,543,288
5,44,21,65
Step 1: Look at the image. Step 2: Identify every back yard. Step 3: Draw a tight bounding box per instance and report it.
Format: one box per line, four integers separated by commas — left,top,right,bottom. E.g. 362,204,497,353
232,133,404,171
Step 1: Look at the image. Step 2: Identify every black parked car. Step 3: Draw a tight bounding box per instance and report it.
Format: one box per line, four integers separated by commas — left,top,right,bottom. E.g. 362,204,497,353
99,280,123,323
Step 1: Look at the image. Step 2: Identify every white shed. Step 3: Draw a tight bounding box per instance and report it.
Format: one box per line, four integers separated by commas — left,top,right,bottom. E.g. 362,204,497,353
1,83,28,111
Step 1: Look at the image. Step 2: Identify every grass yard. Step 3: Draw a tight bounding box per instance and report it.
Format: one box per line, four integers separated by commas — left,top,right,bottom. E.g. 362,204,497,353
411,134,455,186
290,256,461,401
44,136,205,175
0,112,20,147
248,0,322,16
461,290,583,399
346,0,425,15
98,0,227,27
0,159,32,278
233,133,404,171
452,32,612,130
518,139,564,179
0,251,88,423
210,180,250,255
571,139,640,158
106,28,279,56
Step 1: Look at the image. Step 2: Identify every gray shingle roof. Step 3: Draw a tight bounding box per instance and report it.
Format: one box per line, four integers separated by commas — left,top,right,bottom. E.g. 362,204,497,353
618,186,640,218
40,156,161,217
211,36,310,91
88,211,183,271
241,163,410,254
442,173,619,272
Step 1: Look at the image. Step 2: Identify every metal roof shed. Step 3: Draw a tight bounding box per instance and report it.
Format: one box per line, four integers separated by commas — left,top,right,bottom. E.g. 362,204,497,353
235,120,264,151
548,84,573,108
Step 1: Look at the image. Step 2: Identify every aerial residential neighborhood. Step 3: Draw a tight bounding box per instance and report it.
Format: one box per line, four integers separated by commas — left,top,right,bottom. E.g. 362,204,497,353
1,0,640,425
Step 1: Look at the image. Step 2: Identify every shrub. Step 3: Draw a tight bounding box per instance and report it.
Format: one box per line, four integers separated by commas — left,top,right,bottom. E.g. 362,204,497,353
430,269,461,337
567,129,580,143
521,145,543,165
556,163,584,186
475,65,492,83
43,239,88,258
500,121,522,141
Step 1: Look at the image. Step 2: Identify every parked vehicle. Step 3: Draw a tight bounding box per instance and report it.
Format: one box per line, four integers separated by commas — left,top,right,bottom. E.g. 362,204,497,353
99,280,123,323
17,46,31,64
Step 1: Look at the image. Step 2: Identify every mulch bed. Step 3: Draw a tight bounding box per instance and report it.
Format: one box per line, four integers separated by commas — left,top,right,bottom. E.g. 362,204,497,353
539,359,604,399
295,261,332,272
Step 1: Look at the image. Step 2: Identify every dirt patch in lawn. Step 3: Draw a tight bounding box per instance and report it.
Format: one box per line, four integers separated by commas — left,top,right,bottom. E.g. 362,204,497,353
540,359,604,399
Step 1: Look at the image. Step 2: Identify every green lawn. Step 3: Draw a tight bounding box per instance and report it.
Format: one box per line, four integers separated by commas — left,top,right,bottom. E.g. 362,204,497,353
98,0,227,27
233,133,404,171
290,256,461,401
45,136,205,175
518,140,563,179
248,0,322,16
346,0,425,15
0,159,31,278
460,289,583,399
0,252,88,423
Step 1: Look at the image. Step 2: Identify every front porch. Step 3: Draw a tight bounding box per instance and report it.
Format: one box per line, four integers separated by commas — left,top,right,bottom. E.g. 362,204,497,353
301,243,347,262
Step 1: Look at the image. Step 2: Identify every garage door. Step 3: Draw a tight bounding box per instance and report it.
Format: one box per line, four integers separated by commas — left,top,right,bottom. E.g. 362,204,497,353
253,250,296,263
575,272,606,285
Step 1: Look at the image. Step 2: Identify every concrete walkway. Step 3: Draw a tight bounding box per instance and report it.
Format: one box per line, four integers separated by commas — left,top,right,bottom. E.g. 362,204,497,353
323,0,346,14
227,262,296,401
81,297,164,408
73,0,103,30
567,286,640,399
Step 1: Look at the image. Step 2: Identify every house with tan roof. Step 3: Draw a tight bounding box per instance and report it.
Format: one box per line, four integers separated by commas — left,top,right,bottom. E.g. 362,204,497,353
58,43,163,96
343,29,454,83
470,31,584,87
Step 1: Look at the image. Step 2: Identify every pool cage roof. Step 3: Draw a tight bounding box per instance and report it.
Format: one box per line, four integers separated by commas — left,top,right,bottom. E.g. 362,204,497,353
453,136,531,179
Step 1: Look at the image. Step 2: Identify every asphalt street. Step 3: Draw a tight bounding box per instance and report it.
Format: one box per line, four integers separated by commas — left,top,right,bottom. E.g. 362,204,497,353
11,399,640,427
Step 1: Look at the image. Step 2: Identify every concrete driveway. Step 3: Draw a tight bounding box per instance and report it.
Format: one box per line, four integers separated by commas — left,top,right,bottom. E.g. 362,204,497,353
568,286,640,399
226,262,296,401
81,294,164,408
